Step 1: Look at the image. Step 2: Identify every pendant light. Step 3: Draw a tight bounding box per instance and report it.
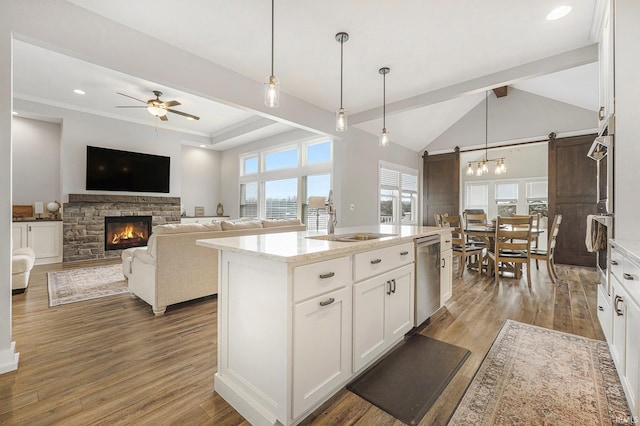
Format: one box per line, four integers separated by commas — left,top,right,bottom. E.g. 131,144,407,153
379,67,391,147
335,32,349,132
465,90,507,176
264,0,280,108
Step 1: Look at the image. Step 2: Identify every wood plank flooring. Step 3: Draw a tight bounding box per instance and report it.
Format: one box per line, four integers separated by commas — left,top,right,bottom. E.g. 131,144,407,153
0,258,604,425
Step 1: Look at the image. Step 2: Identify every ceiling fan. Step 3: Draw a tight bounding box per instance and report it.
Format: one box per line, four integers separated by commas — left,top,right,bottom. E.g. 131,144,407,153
116,90,200,121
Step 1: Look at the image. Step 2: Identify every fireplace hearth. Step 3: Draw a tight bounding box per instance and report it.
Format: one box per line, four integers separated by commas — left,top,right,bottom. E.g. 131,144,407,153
104,216,152,251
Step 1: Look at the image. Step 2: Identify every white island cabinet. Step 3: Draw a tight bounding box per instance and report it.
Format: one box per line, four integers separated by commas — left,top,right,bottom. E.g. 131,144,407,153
197,225,450,426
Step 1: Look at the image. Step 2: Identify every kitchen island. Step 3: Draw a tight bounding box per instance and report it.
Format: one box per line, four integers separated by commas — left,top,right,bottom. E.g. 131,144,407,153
197,225,451,426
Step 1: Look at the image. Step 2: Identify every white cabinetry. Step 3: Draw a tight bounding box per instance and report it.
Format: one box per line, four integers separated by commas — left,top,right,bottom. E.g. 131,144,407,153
292,257,352,418
353,264,414,373
607,241,640,417
12,221,62,264
440,232,453,305
597,0,615,134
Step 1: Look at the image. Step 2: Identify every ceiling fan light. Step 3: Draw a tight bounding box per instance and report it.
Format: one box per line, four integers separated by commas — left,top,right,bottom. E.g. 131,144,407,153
147,105,167,117
336,108,348,132
264,75,280,108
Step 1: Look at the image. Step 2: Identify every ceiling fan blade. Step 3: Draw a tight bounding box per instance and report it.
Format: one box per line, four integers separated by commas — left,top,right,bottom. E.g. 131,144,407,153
159,115,169,121
116,92,147,104
167,109,200,120
163,100,181,107
116,105,147,108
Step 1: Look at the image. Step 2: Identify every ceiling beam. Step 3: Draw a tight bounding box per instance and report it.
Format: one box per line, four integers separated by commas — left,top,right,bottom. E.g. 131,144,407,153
350,44,598,125
208,116,276,146
492,86,508,98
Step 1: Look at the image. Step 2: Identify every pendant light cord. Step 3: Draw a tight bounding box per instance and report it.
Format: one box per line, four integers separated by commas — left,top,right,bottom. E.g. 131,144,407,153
484,90,488,161
382,72,386,129
340,38,344,108
271,0,275,77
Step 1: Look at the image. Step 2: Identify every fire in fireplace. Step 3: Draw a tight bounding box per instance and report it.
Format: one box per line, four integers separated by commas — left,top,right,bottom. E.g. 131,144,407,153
104,216,152,251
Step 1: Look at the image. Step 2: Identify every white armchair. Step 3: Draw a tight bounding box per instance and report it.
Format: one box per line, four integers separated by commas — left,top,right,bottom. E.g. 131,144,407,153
12,247,35,293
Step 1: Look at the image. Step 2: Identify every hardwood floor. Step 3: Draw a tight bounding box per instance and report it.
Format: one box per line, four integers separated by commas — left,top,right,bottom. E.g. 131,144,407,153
0,258,604,425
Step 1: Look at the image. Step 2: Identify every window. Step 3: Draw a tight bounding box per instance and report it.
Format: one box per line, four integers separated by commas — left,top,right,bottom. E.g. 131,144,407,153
379,163,418,225
304,174,331,230
240,182,258,218
495,182,518,217
265,147,298,171
264,178,298,219
238,139,332,223
465,183,489,213
526,180,548,218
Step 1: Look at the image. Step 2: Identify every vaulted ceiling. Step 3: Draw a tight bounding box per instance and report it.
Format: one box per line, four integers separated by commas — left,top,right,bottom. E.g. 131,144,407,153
13,1,600,152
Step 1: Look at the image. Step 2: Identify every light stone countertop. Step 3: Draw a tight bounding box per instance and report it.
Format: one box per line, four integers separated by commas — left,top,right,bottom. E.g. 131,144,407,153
196,225,449,263
611,239,640,266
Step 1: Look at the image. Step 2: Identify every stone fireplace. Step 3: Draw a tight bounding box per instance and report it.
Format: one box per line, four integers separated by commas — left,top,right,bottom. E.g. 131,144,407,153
104,216,152,251
63,194,180,262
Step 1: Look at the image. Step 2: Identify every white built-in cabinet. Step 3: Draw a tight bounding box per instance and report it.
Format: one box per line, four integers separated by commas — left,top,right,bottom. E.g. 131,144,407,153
440,233,453,305
602,241,640,417
597,0,615,134
12,221,62,264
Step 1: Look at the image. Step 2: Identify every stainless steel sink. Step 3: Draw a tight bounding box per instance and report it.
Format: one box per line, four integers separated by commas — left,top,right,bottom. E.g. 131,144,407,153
306,232,397,242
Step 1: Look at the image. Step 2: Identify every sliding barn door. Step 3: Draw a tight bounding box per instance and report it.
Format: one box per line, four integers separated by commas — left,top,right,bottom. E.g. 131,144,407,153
423,149,460,226
548,134,597,266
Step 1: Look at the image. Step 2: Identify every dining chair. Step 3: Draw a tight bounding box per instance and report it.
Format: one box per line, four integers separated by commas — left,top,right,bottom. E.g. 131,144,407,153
441,215,484,277
434,213,448,227
486,215,533,286
530,214,562,283
513,213,541,268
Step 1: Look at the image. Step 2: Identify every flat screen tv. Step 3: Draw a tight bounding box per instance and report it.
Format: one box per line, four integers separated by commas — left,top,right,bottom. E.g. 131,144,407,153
86,146,170,193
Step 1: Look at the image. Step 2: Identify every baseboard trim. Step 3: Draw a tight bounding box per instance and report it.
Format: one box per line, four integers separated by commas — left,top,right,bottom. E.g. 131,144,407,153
0,342,19,375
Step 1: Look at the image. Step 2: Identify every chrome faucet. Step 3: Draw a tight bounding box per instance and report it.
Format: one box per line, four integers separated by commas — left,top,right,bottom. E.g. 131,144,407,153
327,190,337,234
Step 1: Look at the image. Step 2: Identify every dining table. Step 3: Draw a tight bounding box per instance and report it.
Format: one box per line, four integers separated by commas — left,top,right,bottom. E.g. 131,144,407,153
464,224,544,277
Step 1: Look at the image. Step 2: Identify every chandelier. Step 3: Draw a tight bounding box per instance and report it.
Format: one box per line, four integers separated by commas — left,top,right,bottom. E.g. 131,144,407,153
465,90,507,176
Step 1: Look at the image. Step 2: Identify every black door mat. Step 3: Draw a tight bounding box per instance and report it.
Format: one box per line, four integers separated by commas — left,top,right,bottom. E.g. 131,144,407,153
347,334,470,425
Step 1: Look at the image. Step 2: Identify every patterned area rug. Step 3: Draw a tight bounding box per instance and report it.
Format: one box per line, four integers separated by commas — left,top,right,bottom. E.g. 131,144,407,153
449,320,632,425
47,264,128,307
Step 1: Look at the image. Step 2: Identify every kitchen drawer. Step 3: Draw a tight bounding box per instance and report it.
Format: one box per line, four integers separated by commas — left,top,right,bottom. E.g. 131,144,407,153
611,245,624,282
353,242,414,282
440,231,452,251
622,255,640,307
597,282,612,342
294,256,351,303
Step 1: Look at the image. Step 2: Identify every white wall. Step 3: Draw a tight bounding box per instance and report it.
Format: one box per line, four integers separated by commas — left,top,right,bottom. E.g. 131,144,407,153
427,89,596,153
12,117,61,205
14,99,210,202
181,145,222,217
614,0,640,239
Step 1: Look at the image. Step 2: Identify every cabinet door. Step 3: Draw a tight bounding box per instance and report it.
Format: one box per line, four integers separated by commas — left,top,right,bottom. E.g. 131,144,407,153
353,276,387,372
12,223,27,250
625,295,640,416
441,249,453,304
385,264,414,343
293,286,351,419
27,222,62,262
611,278,626,372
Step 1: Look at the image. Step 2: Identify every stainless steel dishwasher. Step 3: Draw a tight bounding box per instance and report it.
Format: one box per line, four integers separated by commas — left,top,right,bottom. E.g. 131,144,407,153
414,235,441,326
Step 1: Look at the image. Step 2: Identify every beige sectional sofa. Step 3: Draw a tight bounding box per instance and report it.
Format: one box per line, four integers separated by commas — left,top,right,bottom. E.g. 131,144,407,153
123,218,305,315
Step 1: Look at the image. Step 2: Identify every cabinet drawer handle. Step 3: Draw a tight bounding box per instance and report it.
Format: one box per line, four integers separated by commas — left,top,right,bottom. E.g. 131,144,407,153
391,279,396,294
386,281,392,296
319,272,335,279
319,297,335,307
370,258,382,264
598,306,604,311
442,258,445,268
611,260,619,266
445,240,451,244
615,295,624,316
28,225,32,232
400,251,409,256
623,273,634,281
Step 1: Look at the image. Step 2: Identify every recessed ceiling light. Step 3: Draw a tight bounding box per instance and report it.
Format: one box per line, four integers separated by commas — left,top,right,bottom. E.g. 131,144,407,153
546,5,572,20
199,144,206,148
73,89,86,95
12,111,18,115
